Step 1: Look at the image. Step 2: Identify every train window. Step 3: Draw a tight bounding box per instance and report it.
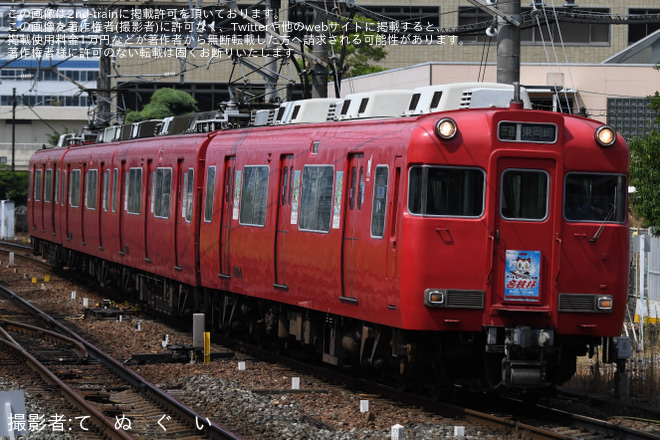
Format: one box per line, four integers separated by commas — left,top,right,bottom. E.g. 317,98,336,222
153,168,172,219
34,169,42,202
103,170,110,212
371,166,388,238
28,171,32,202
182,168,194,222
61,171,67,206
44,169,52,203
564,173,627,223
204,166,216,222
408,166,485,217
239,165,269,227
112,169,118,212
349,167,357,210
126,168,142,215
358,167,365,210
54,170,60,205
86,169,98,210
500,169,548,221
299,165,334,233
69,170,81,208
281,167,289,206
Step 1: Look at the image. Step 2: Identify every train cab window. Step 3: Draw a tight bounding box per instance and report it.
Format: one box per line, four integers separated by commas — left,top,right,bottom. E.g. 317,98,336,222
408,166,484,217
239,165,269,227
564,173,627,223
500,169,548,221
153,168,172,219
34,169,42,202
86,169,98,210
371,165,388,238
69,170,81,208
44,169,52,203
299,165,334,233
204,166,216,222
103,170,110,212
182,168,194,222
126,168,142,215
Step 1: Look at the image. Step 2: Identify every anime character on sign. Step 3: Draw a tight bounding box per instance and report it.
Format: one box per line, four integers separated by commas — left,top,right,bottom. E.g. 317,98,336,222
504,250,541,301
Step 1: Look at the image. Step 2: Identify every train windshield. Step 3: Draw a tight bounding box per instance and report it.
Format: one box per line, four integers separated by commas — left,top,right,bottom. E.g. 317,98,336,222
408,166,484,217
564,173,627,223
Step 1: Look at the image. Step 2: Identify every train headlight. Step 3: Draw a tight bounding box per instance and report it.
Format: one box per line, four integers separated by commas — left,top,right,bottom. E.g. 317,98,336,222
435,118,457,140
597,296,613,311
424,289,445,307
595,125,616,147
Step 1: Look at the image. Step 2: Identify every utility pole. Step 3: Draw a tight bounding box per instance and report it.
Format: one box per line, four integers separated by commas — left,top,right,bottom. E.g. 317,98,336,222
311,8,328,98
496,0,521,85
11,87,16,171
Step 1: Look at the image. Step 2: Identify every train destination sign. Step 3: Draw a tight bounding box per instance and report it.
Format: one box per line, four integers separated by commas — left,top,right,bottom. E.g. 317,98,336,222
498,122,557,143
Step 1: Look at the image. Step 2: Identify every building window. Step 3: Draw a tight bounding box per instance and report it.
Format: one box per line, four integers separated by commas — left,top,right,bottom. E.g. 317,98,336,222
239,165,269,227
521,8,609,45
629,9,660,45
607,97,659,140
457,6,493,43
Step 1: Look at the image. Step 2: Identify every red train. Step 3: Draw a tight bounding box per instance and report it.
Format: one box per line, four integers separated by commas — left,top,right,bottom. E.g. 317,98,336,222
29,83,630,394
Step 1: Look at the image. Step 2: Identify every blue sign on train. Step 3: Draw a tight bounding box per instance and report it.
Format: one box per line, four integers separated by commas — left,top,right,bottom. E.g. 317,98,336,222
504,250,541,302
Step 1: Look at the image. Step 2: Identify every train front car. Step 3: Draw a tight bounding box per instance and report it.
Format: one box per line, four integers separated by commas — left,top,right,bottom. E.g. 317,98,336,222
401,105,629,392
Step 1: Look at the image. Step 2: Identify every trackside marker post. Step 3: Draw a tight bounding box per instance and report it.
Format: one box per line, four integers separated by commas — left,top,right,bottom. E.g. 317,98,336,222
360,400,369,412
238,361,246,370
391,424,405,440
454,426,465,437
292,377,300,389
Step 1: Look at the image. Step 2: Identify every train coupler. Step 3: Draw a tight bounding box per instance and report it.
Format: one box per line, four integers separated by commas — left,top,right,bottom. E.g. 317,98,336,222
502,360,546,387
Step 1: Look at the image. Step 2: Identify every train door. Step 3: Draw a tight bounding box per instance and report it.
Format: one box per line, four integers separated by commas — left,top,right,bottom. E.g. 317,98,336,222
387,157,403,305
274,155,294,288
491,158,557,310
99,165,107,250
144,159,152,262
219,156,235,278
118,161,126,255
174,159,184,269
341,153,366,302
47,166,55,234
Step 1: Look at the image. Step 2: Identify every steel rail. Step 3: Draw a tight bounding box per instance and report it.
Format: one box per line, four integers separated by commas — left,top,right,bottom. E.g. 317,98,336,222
0,335,136,440
0,283,244,440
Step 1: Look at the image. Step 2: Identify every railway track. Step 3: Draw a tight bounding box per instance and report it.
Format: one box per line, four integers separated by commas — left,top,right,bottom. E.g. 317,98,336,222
0,282,243,440
3,239,660,439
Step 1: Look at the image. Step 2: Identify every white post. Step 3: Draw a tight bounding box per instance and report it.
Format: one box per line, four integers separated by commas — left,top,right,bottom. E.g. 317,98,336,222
640,234,646,351
3,401,15,440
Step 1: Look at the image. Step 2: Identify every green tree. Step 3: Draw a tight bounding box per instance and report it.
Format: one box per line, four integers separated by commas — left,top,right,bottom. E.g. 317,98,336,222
331,15,387,78
125,88,198,123
0,164,28,205
629,93,660,234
